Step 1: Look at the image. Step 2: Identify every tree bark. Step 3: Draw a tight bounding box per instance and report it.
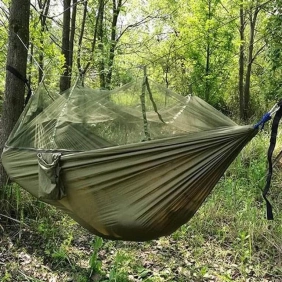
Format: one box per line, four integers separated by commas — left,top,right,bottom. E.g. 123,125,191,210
243,6,259,120
97,0,106,89
105,0,122,89
60,0,71,92
239,4,245,120
204,0,212,102
0,0,30,192
205,41,211,102
38,0,51,83
77,0,88,76
69,0,77,79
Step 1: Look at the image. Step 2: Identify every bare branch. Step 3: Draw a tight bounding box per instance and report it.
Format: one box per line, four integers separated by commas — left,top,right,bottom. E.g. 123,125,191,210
251,43,266,63
117,15,157,42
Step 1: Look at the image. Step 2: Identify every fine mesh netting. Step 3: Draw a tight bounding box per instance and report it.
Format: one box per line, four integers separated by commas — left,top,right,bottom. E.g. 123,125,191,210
7,78,236,151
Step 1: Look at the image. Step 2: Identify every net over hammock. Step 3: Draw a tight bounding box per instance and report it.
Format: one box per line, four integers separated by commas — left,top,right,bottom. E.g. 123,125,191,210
2,77,258,241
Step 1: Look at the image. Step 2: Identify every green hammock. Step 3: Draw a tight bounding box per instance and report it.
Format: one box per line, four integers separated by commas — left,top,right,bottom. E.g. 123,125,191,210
2,78,258,241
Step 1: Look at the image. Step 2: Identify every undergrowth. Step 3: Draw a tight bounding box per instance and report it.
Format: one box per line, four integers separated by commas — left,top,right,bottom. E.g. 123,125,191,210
1,132,282,281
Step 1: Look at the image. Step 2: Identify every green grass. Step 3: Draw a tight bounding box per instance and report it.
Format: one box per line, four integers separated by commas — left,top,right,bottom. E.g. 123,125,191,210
1,132,282,281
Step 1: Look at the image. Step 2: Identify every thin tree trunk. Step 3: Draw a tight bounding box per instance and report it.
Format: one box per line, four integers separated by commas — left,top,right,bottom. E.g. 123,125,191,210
205,0,211,102
239,4,245,120
60,0,71,92
0,0,30,193
97,0,106,89
84,0,103,74
38,0,51,83
69,0,77,78
77,0,88,76
105,0,122,89
243,7,259,120
205,41,211,102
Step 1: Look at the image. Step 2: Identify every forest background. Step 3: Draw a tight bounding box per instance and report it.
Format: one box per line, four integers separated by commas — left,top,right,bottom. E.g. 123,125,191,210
1,0,282,281
0,0,281,118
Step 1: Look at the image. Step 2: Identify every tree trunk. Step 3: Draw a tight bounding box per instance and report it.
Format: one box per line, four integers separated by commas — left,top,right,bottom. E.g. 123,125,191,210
60,0,71,92
239,4,245,120
69,0,77,78
105,0,122,89
97,0,106,89
204,0,211,102
77,0,88,76
83,0,102,75
243,7,259,120
0,0,30,192
205,41,211,102
38,0,51,83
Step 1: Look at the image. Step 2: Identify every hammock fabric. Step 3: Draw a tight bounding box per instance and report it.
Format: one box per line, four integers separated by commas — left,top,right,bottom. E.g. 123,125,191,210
2,78,258,241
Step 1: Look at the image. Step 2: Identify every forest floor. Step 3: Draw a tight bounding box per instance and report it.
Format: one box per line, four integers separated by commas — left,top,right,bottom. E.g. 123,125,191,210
1,192,282,282
1,216,280,282
1,135,282,282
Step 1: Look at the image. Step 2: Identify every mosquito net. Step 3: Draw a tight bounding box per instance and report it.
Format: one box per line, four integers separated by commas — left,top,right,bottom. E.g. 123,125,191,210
6,77,237,151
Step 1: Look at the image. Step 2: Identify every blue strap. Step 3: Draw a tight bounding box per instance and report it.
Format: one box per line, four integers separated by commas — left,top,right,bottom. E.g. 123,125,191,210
254,112,271,130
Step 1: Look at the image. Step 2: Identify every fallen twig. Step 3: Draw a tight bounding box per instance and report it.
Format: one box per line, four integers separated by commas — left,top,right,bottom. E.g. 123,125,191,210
0,214,29,227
